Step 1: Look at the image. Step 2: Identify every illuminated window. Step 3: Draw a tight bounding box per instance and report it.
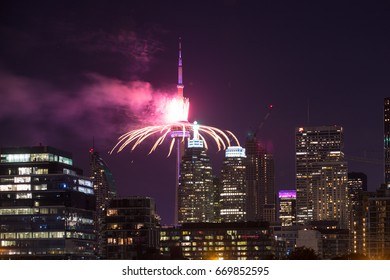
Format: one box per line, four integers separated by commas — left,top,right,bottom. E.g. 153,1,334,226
33,184,47,191
14,177,31,183
16,193,32,199
0,241,16,246
107,209,118,216
18,167,32,175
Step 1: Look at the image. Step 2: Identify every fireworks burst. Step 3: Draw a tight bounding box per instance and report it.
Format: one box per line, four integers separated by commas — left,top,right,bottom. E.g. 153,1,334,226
110,40,240,157
111,120,240,157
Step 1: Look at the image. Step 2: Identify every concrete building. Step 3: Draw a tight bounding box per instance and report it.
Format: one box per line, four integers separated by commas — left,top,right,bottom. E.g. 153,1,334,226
296,229,322,257
364,184,390,258
160,221,274,260
245,136,275,222
105,197,160,259
295,126,349,228
347,172,367,254
90,148,117,258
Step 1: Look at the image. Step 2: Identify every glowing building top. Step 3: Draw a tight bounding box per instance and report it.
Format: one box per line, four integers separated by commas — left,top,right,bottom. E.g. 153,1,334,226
225,146,246,158
279,190,297,199
188,121,204,148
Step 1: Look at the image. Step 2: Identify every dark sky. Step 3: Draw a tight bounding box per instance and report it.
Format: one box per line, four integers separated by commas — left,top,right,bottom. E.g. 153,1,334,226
1,0,390,224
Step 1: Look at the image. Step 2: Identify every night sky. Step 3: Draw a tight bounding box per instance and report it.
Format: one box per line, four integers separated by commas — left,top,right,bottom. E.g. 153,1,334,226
1,0,390,224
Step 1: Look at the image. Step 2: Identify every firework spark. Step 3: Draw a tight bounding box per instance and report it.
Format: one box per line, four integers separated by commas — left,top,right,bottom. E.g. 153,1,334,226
111,120,240,157
111,40,239,157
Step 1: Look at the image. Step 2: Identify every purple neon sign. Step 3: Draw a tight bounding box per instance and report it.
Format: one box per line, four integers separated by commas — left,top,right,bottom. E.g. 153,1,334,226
278,190,296,199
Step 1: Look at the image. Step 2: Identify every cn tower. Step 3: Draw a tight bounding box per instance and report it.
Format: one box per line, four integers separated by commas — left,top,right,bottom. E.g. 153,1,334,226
171,38,190,225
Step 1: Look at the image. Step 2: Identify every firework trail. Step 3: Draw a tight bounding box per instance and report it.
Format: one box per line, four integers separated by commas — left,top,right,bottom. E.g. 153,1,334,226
110,94,240,156
111,120,240,157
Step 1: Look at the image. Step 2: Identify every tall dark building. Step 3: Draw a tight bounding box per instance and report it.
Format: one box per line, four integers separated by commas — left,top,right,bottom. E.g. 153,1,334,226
245,135,275,222
348,172,368,193
212,176,221,223
90,149,117,258
295,126,349,228
355,184,390,258
348,172,367,253
178,138,214,223
219,146,247,222
385,98,390,183
348,173,367,222
105,197,160,259
0,146,96,259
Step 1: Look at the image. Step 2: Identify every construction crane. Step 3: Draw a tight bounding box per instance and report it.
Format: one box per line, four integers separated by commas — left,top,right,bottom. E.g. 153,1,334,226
253,104,273,138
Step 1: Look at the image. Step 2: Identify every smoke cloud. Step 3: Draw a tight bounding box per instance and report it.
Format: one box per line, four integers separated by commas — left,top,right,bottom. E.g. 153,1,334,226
0,70,177,147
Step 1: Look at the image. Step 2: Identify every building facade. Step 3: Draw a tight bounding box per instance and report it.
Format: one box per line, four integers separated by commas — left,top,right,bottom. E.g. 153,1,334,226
178,139,215,223
105,197,160,259
296,229,323,257
385,98,390,183
295,126,349,228
0,146,95,259
160,222,274,260
90,148,117,258
347,172,367,252
363,184,390,258
278,190,296,226
245,136,275,222
219,146,247,222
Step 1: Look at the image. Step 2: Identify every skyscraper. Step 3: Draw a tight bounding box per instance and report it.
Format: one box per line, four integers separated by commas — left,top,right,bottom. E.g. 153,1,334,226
0,146,96,259
295,126,349,228
384,98,390,183
348,172,367,252
90,148,117,258
219,146,247,222
178,137,214,223
278,190,296,226
245,135,275,222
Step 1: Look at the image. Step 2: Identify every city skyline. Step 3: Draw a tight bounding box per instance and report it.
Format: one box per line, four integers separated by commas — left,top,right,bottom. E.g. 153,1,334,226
1,1,390,224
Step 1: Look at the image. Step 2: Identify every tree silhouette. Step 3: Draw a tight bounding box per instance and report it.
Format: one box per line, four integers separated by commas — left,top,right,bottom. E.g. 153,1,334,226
288,246,320,260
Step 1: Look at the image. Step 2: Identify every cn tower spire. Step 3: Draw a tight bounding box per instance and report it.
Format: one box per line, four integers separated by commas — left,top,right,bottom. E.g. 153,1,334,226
177,37,184,98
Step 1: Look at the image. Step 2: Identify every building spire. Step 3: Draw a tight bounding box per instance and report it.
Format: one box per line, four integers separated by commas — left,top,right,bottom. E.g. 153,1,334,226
177,37,184,98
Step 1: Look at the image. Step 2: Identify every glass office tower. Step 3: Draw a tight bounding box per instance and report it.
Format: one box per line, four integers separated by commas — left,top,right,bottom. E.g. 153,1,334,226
0,146,96,259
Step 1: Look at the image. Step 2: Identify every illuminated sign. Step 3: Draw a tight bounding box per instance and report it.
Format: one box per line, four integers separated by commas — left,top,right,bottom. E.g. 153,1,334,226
188,139,204,148
278,190,296,199
225,146,246,158
170,131,190,138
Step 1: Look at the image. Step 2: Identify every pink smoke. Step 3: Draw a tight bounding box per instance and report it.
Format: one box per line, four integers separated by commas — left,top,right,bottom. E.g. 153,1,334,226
0,70,179,146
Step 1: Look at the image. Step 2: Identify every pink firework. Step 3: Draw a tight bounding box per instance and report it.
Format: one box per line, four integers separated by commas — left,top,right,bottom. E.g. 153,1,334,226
111,39,239,156
111,119,240,157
